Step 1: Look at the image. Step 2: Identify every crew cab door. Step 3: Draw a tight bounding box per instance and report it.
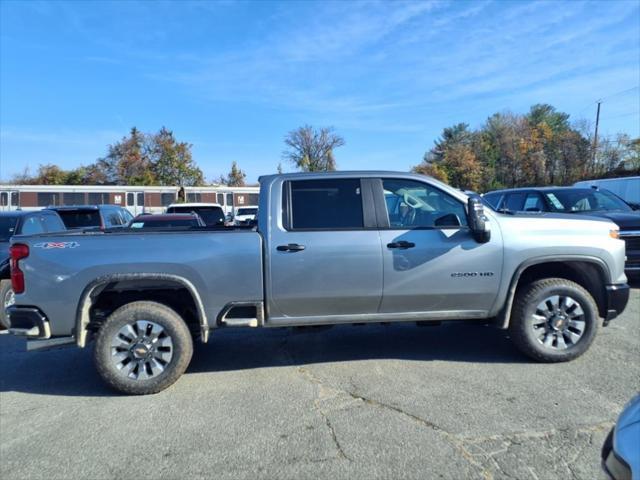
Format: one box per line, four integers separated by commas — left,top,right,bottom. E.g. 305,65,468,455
374,178,503,316
266,178,383,321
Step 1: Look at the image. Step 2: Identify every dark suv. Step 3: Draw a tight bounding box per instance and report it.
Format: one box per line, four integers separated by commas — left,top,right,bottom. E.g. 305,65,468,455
0,209,67,327
483,186,640,277
47,205,133,230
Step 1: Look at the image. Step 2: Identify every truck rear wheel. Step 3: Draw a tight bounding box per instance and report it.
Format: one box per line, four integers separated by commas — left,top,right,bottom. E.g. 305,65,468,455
509,278,598,362
0,280,14,329
94,301,193,395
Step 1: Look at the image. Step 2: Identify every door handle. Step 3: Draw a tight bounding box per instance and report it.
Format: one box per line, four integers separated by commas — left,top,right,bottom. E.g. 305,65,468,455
387,241,415,249
277,243,306,252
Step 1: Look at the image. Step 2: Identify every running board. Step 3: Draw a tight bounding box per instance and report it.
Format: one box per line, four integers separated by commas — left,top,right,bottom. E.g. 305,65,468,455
27,336,75,351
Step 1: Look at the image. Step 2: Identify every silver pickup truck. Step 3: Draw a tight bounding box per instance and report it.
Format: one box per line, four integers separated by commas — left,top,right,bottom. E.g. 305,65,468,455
6,172,630,394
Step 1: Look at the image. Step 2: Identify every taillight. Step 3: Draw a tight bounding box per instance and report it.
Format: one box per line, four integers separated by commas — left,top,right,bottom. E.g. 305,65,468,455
9,243,29,294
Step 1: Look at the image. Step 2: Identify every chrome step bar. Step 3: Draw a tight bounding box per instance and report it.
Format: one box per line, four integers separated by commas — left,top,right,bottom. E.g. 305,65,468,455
218,301,264,328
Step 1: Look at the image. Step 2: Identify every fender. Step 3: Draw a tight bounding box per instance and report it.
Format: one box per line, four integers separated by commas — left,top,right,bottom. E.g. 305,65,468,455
495,255,611,329
75,273,209,347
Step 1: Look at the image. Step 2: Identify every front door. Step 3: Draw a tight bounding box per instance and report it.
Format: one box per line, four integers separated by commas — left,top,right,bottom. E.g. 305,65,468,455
267,178,383,321
375,178,503,316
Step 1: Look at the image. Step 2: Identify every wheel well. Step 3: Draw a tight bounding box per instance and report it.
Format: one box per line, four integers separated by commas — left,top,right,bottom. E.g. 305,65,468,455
87,280,202,338
515,261,608,318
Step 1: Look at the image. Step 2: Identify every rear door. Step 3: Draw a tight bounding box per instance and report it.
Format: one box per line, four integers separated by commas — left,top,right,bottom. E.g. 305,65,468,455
374,178,503,315
267,178,383,320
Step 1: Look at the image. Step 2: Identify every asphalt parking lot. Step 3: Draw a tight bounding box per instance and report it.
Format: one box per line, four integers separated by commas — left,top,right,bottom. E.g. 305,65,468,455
1,287,638,480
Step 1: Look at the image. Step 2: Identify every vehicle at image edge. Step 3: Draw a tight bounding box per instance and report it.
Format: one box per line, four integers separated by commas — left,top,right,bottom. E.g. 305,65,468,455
232,206,258,225
601,393,640,480
575,176,640,210
0,209,66,328
483,186,640,277
6,172,630,395
128,213,206,230
47,205,134,230
165,203,225,227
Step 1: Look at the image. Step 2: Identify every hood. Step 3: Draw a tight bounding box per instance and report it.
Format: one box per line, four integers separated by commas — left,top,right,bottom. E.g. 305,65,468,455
571,211,640,230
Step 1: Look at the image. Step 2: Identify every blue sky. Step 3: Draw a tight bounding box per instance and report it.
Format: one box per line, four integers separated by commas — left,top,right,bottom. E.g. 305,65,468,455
1,0,639,183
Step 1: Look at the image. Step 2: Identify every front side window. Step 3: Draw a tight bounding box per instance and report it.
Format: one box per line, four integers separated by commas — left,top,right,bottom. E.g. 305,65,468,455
544,189,632,213
382,179,467,228
286,179,363,230
503,193,527,212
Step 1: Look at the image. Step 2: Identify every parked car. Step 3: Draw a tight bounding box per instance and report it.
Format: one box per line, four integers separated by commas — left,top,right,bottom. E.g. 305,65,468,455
47,205,133,230
575,176,640,209
483,186,640,276
233,206,258,225
602,394,640,480
165,203,225,227
0,209,66,328
5,172,630,394
128,213,205,230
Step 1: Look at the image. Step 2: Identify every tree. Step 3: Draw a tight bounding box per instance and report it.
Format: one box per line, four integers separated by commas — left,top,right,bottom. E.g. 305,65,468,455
283,125,345,171
222,161,246,187
277,162,283,174
34,164,68,185
442,145,483,191
150,127,203,186
427,122,474,163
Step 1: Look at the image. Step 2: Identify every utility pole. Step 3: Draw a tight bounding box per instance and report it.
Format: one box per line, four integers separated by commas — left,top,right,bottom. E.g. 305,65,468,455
592,100,601,164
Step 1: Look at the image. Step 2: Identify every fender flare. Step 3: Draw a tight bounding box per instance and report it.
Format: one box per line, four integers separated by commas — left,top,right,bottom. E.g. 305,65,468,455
496,255,611,329
75,273,209,347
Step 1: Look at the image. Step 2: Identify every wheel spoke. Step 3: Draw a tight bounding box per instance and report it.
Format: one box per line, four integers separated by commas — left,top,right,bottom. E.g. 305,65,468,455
555,333,567,349
568,304,584,318
563,329,581,345
568,320,585,333
543,333,554,347
532,314,547,326
109,319,173,381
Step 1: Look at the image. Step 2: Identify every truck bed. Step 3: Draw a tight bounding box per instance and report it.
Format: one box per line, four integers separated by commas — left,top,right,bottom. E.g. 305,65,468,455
12,228,264,336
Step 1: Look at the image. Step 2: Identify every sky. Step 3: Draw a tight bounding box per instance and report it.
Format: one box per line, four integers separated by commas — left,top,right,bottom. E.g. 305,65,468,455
0,0,639,183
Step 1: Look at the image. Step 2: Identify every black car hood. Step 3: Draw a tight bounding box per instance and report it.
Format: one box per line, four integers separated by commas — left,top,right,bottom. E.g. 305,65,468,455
572,211,640,230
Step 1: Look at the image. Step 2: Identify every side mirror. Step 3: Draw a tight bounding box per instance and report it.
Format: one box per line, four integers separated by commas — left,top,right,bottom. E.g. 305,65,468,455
467,196,491,243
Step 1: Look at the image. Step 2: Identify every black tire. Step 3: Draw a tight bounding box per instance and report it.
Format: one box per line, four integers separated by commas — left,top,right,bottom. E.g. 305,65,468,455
0,280,13,330
509,278,599,362
94,301,193,395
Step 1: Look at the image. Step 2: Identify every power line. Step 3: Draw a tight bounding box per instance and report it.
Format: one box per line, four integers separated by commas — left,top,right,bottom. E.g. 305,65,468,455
598,86,639,102
599,111,640,121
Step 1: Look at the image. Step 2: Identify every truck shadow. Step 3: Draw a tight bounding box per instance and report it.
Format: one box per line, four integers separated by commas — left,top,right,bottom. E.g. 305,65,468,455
0,322,525,397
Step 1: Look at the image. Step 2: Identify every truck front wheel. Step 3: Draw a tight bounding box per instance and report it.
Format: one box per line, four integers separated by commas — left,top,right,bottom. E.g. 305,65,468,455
509,278,599,362
94,301,193,395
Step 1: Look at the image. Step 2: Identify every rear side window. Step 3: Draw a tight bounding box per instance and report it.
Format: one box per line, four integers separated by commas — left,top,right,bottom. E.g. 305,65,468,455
0,216,19,241
285,179,363,229
57,210,102,228
20,216,45,235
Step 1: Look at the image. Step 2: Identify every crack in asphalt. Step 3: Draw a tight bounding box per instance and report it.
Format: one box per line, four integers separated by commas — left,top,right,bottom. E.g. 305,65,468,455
280,333,613,480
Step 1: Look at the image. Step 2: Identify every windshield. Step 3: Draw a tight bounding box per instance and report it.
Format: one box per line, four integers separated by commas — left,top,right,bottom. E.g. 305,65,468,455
236,208,257,216
57,210,102,228
0,216,19,242
543,189,632,213
167,206,225,226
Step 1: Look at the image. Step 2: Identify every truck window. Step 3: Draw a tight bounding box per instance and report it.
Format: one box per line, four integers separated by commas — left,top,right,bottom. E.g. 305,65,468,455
504,192,527,212
382,179,467,228
42,214,66,232
285,179,364,229
20,216,45,235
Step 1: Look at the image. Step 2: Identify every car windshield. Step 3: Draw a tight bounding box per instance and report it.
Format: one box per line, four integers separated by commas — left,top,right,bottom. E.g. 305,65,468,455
543,189,632,213
0,216,19,242
167,206,225,226
236,208,257,216
57,210,102,228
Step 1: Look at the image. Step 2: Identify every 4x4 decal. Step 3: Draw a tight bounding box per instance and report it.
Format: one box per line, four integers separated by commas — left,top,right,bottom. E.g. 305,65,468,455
34,241,80,249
